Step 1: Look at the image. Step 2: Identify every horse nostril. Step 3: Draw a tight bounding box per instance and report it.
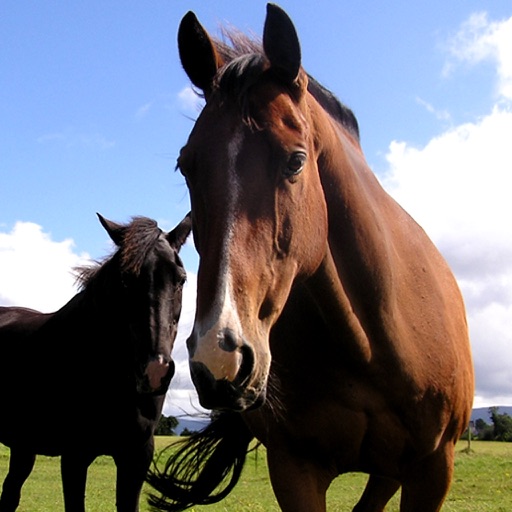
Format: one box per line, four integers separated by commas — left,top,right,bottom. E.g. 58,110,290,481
216,329,254,387
218,328,239,352
235,343,254,387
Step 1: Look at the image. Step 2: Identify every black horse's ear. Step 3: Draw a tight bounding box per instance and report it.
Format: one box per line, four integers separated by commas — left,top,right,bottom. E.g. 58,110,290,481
166,212,192,251
263,4,301,84
97,213,125,246
178,11,222,97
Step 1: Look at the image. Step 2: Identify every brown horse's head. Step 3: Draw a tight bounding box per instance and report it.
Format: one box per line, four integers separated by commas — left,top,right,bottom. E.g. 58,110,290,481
178,5,330,410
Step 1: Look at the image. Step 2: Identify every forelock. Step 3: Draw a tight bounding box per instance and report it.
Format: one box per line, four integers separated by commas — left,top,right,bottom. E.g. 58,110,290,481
208,28,359,139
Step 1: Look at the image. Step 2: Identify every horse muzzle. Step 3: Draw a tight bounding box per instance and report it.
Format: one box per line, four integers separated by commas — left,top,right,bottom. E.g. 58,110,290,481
138,357,175,395
187,328,267,411
189,360,266,411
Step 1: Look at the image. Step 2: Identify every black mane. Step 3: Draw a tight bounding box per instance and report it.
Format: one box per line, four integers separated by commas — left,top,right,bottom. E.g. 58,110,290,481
211,31,360,140
306,75,360,139
74,217,162,291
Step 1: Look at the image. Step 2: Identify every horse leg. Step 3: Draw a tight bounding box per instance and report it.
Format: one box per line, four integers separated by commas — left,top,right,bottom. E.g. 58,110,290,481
61,451,96,512
0,449,36,512
399,442,455,512
352,474,401,512
266,448,333,512
113,439,154,512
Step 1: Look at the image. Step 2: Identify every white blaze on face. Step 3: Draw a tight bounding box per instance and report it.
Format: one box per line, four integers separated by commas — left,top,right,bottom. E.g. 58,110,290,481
192,280,244,381
190,127,246,381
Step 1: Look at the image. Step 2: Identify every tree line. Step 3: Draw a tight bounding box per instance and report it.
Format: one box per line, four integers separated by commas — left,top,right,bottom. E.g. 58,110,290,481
472,407,512,442
156,408,512,441
154,415,198,436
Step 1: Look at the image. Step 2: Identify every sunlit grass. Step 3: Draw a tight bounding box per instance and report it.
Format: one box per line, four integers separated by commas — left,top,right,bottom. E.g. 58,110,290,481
0,440,511,511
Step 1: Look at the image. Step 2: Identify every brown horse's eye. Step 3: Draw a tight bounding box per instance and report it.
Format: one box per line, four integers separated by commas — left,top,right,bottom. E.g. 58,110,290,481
284,151,306,178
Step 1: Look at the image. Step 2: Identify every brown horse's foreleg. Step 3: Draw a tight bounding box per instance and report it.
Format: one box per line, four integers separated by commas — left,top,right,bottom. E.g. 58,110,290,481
352,474,401,512
267,448,333,512
399,442,455,512
0,448,36,512
61,451,96,512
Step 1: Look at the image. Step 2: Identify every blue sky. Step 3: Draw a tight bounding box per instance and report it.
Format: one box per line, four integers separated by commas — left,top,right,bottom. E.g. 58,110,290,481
2,1,512,417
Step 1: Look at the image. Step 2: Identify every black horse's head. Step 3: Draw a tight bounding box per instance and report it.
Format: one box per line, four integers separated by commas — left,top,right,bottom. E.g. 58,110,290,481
92,213,192,395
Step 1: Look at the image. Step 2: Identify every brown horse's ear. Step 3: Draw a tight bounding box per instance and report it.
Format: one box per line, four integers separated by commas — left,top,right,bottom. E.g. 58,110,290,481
97,213,125,246
166,212,192,251
263,4,301,84
178,11,222,97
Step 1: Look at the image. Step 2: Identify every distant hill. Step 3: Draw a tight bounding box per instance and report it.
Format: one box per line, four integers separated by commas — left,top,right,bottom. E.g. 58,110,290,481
471,406,512,423
175,417,209,435
170,407,512,435
173,407,512,433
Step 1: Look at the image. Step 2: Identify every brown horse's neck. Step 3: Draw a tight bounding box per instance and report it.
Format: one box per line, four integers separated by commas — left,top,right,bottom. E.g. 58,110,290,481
306,97,404,362
305,249,372,365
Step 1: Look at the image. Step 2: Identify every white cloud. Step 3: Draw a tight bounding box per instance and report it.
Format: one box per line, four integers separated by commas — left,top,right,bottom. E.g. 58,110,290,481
415,96,452,122
444,12,512,100
382,12,512,408
384,106,512,256
0,222,90,312
37,128,115,150
135,101,153,119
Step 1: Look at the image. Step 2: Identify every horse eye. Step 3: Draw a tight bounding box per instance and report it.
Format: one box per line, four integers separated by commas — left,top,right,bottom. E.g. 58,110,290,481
285,151,306,177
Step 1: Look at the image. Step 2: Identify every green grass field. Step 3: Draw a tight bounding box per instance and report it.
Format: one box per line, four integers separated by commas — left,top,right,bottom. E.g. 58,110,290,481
1,439,510,511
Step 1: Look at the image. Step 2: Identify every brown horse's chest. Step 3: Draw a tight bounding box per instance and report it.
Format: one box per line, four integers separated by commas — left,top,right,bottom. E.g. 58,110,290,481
257,287,441,475
245,383,411,478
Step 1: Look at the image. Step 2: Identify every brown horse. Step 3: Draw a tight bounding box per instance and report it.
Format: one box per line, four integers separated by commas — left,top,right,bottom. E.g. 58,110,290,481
149,4,474,511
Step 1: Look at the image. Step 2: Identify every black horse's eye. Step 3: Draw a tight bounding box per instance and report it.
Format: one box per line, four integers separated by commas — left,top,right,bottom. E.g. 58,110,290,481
284,151,306,178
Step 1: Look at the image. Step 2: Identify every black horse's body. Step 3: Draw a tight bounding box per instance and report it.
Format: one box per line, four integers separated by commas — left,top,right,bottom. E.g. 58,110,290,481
0,214,191,512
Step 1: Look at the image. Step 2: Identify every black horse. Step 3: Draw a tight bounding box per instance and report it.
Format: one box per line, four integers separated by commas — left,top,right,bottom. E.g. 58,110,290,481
0,213,191,512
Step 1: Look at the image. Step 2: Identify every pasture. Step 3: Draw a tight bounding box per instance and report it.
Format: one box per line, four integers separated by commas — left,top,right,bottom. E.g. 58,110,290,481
0,439,510,511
